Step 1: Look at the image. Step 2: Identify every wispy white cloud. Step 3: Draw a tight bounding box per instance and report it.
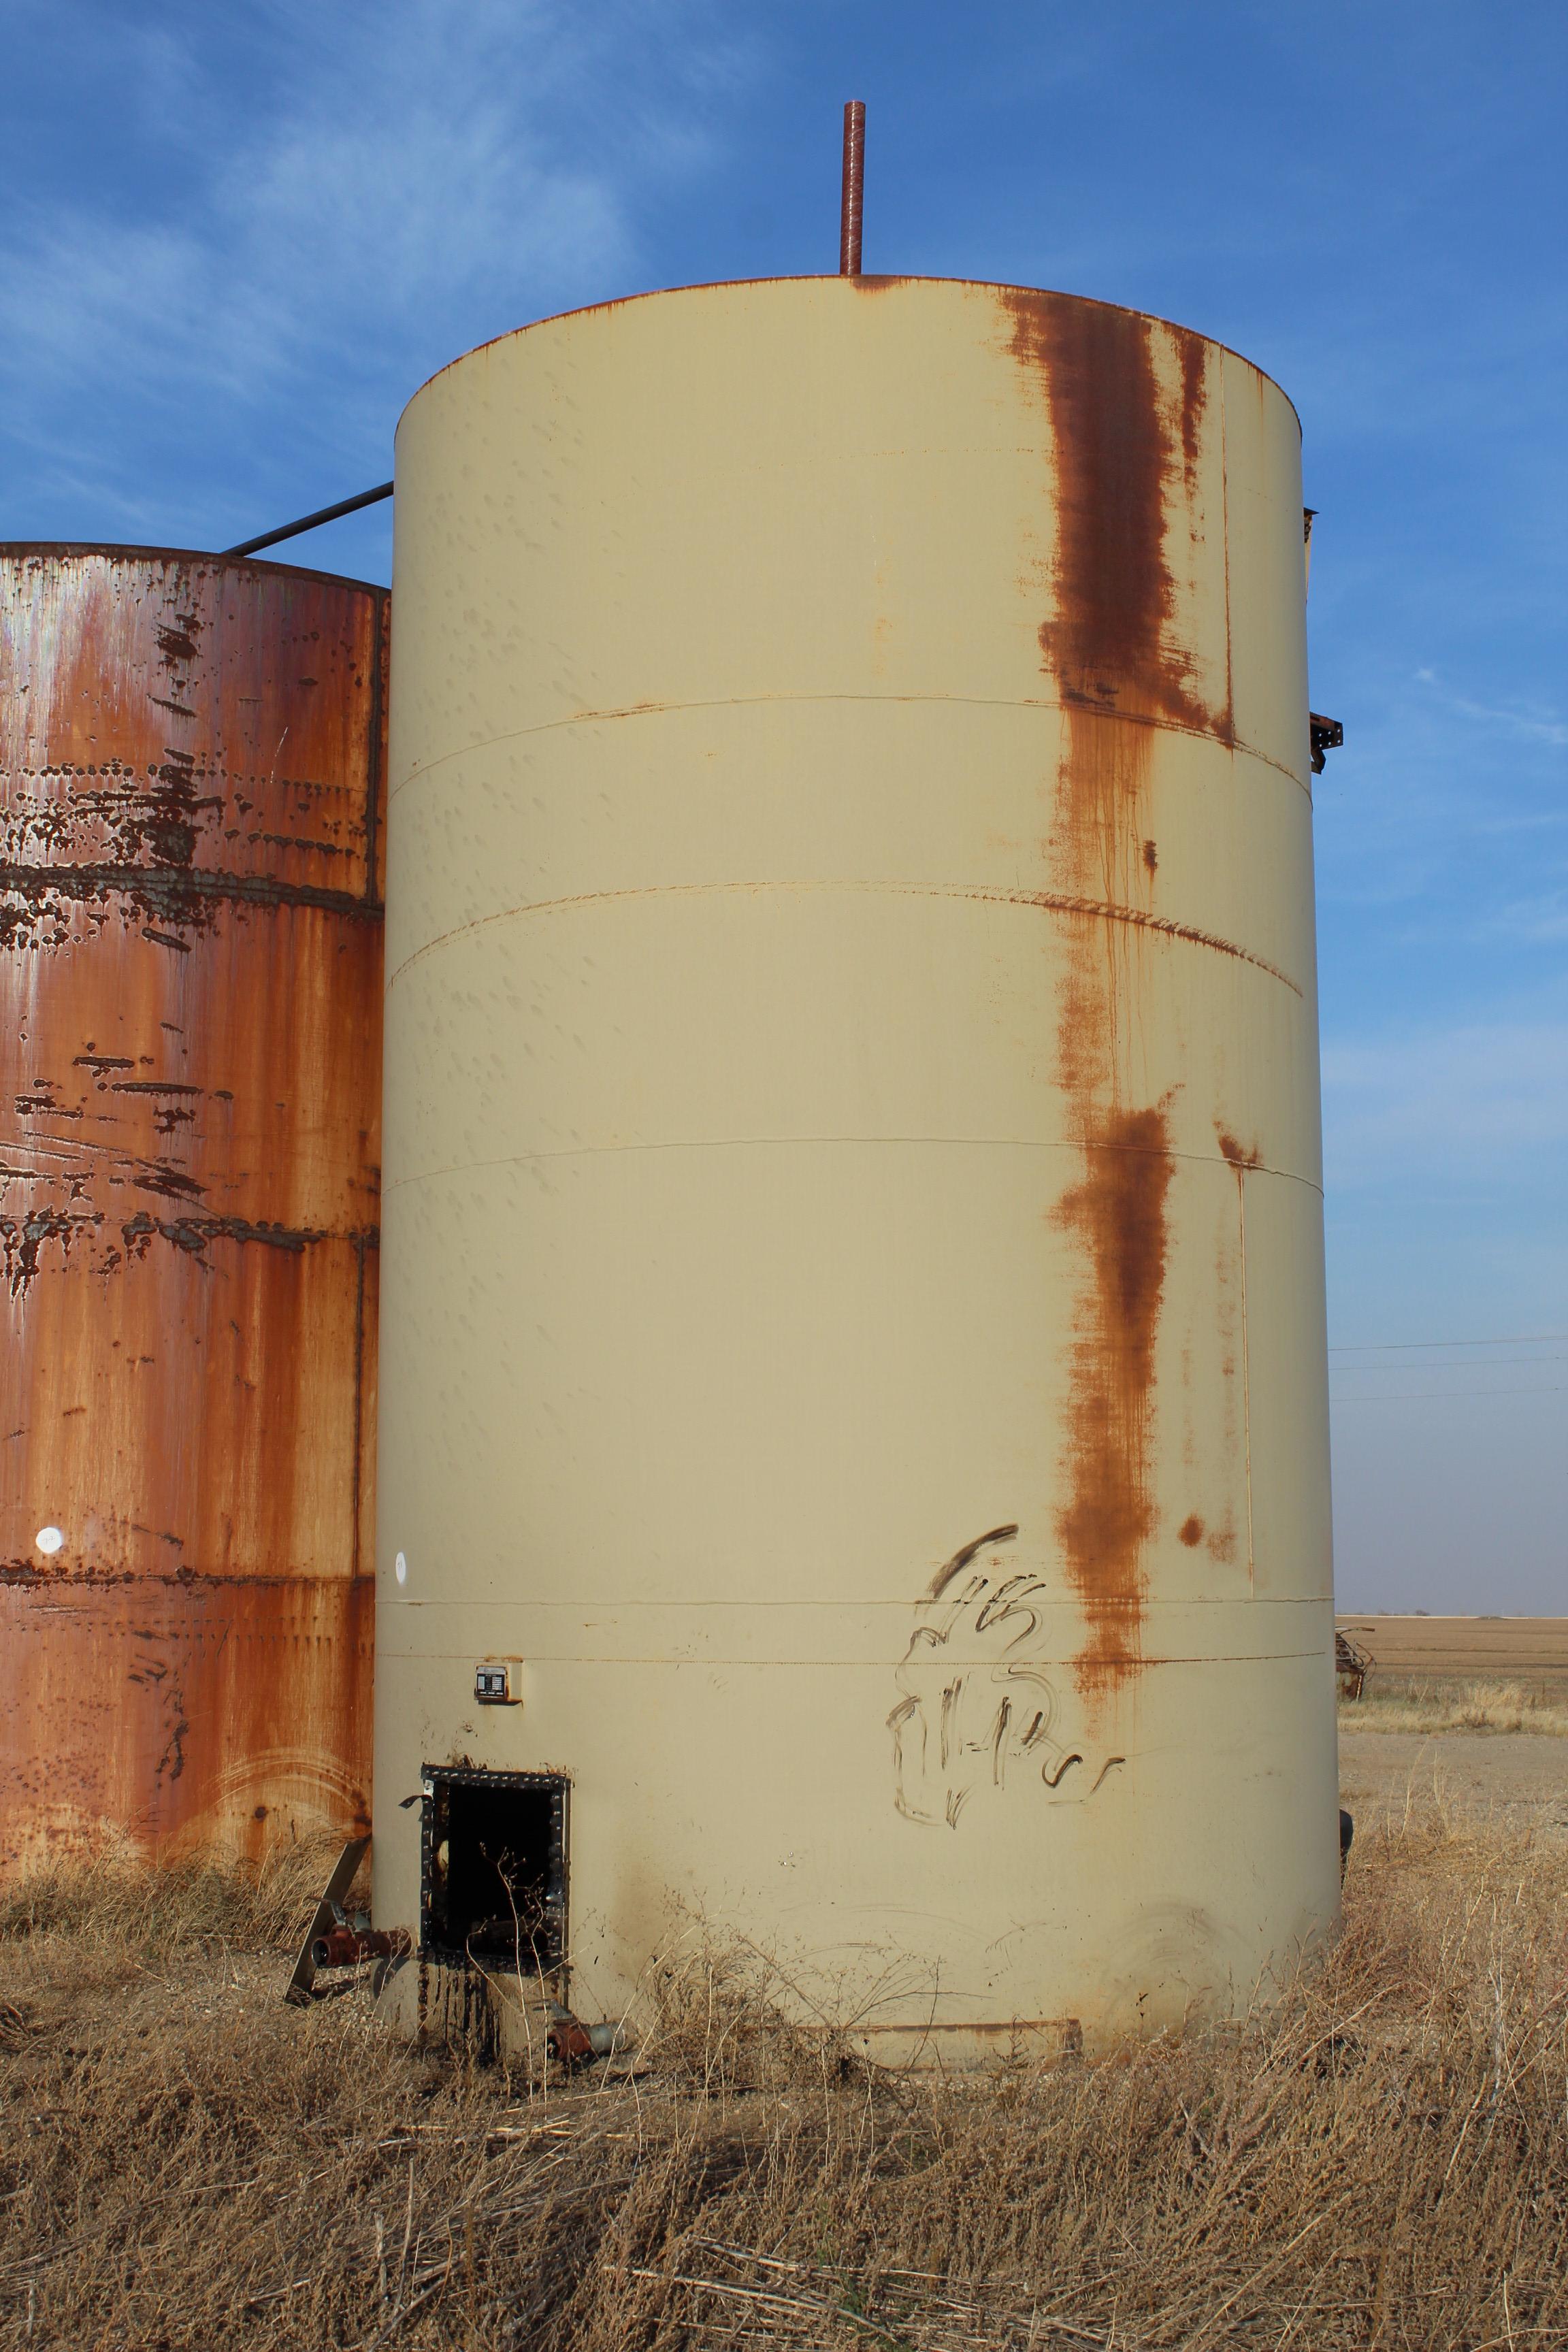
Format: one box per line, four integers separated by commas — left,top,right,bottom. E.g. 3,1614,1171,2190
1484,895,1568,944
1311,651,1567,941
0,0,757,531
1322,1011,1568,1191
1411,669,1568,747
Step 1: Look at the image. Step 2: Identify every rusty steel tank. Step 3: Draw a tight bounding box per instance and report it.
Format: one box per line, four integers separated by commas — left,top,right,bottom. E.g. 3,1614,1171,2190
374,278,1339,2058
0,546,385,1876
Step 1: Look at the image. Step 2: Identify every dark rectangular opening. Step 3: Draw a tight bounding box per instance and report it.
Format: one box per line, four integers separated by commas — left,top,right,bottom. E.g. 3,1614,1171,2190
421,1766,568,1974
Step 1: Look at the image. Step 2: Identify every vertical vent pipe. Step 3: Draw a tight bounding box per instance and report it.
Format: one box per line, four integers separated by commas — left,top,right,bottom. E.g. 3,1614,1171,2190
840,101,866,275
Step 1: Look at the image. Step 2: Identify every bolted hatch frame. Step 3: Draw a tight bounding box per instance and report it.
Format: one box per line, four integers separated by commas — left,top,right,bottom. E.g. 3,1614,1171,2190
418,1764,570,1976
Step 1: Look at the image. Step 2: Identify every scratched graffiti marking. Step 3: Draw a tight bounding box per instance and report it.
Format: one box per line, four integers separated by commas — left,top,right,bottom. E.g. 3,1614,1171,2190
889,1526,1125,1827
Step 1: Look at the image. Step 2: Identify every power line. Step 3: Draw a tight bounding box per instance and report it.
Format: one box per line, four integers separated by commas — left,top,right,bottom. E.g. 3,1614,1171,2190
1329,1386,1567,1405
1329,1333,1568,1354
1333,1354,1568,1373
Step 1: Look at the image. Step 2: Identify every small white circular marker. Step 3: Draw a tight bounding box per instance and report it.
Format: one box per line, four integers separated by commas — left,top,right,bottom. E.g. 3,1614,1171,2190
394,1550,408,1586
35,1526,64,1556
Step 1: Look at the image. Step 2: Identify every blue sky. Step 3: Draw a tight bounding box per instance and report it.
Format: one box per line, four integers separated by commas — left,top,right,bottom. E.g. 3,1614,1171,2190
4,0,1563,1609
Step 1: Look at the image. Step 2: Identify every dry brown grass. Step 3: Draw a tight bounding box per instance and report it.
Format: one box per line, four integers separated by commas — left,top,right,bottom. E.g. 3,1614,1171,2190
5,1800,1568,2349
1339,1676,1568,1735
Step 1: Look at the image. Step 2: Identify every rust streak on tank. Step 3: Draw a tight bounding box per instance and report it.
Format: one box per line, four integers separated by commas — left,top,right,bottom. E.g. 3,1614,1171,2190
1043,698,1175,1701
1177,330,1207,491
1053,1109,1173,1695
1000,288,1229,741
998,291,1207,1701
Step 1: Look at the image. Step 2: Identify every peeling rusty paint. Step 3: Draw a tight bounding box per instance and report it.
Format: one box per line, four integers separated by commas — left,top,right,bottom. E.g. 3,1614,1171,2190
0,548,387,1875
0,859,382,932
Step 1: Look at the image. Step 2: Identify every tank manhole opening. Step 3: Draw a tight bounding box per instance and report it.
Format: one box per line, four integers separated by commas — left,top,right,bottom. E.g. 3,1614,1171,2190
419,1767,568,1973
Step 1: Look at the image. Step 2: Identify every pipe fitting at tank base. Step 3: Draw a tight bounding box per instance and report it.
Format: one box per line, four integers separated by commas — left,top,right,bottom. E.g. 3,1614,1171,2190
544,2006,636,2068
310,1925,412,1972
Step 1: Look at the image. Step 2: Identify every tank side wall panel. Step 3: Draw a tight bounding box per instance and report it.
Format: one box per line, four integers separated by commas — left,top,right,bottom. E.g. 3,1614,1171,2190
377,279,1337,2044
0,551,385,1872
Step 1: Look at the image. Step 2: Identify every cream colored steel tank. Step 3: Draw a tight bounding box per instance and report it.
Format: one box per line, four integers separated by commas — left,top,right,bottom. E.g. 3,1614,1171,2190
374,276,1338,2057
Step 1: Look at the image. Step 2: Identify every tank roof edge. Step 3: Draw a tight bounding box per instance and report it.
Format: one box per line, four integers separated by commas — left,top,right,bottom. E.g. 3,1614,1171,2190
398,274,1302,441
0,544,389,596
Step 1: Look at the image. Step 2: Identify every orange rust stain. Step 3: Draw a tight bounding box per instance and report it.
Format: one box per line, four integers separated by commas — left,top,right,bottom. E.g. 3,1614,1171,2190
1176,329,1207,491
1000,289,1230,742
0,1575,372,1876
1052,1108,1173,1696
1216,1128,1262,1169
998,881,1295,992
1178,1515,1203,1548
1047,730,1169,1705
998,292,1220,1702
0,549,385,1876
1047,719,1161,1111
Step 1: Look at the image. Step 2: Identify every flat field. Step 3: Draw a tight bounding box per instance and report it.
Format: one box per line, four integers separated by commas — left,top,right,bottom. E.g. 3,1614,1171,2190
1337,1614,1568,1691
5,1746,1568,2351
1337,1615,1568,1733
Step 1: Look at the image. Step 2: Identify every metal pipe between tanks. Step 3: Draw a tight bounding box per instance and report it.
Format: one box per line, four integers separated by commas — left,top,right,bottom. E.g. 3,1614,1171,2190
224,480,393,559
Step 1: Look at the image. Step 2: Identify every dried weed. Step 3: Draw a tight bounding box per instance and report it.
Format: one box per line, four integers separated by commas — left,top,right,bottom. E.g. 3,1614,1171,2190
1340,1676,1568,1736
3,1797,1567,2349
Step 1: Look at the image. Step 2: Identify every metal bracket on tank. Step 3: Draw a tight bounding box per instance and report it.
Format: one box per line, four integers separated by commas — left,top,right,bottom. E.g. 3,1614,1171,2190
1309,713,1344,774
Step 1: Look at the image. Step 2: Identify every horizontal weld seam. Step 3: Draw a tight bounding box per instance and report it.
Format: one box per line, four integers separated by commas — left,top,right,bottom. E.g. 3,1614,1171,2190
387,879,1302,995
391,691,1307,799
384,1137,1324,1198
382,1595,1331,1611
376,1651,1332,1667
